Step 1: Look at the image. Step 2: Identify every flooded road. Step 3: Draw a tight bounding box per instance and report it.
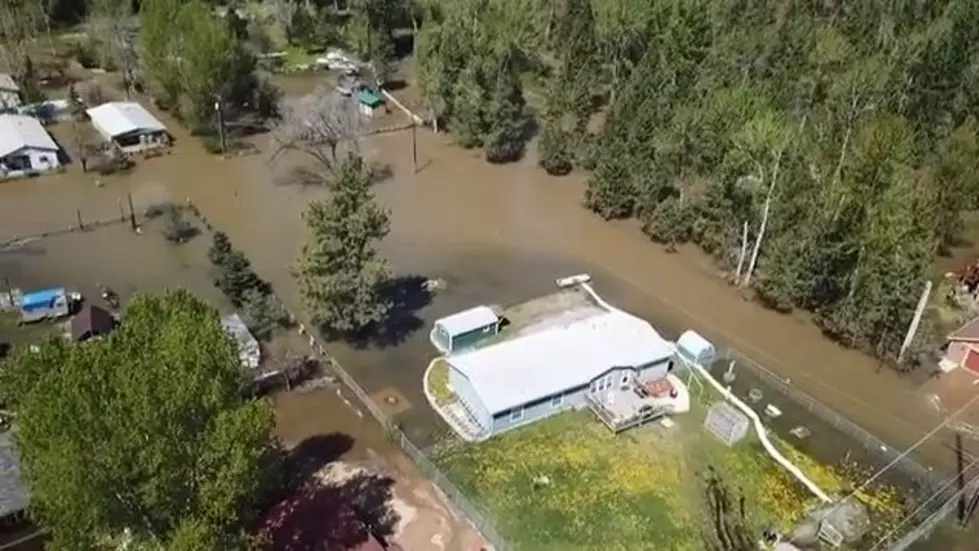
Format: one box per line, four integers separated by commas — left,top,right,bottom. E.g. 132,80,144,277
0,88,972,475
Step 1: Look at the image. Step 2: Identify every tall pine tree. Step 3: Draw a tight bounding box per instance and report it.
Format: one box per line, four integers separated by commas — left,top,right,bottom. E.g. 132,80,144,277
295,154,392,333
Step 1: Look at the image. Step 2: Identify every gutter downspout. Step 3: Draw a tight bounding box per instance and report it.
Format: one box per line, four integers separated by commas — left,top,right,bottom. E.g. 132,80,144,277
578,283,833,504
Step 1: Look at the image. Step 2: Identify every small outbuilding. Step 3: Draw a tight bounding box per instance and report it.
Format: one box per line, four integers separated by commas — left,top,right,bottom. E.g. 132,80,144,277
0,73,20,111
86,101,169,154
222,313,261,370
356,90,384,117
0,114,61,178
430,305,501,355
18,287,69,323
70,304,116,342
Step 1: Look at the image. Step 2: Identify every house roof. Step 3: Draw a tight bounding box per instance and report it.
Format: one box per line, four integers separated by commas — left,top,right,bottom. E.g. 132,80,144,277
448,310,675,414
86,101,167,140
356,90,383,107
434,306,499,336
0,432,28,518
70,304,115,341
221,313,261,370
0,114,59,158
0,73,18,92
19,287,65,308
950,316,979,342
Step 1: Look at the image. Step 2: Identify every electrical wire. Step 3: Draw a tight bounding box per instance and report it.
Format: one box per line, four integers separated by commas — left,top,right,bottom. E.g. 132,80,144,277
868,452,979,551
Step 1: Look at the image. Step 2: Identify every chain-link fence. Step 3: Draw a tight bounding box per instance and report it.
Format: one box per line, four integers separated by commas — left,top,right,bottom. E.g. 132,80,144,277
299,329,509,550
183,203,510,549
721,348,977,549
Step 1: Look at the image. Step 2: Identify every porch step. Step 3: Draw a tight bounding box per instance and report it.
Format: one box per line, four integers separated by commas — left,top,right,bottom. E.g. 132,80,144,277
444,402,487,441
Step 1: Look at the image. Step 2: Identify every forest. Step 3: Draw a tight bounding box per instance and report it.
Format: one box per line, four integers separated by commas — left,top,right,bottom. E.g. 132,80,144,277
414,0,979,366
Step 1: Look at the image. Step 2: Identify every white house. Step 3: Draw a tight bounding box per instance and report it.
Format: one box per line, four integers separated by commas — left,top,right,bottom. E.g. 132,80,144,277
0,114,61,179
0,74,21,111
86,101,169,154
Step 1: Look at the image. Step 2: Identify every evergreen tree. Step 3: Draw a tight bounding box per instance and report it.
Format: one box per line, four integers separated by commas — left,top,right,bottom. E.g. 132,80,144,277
295,154,392,333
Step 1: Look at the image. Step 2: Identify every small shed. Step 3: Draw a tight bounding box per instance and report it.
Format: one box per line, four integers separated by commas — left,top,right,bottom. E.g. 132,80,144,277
222,313,261,370
86,101,169,154
18,287,69,323
430,306,500,355
356,90,384,117
676,330,716,366
0,73,20,110
70,304,116,342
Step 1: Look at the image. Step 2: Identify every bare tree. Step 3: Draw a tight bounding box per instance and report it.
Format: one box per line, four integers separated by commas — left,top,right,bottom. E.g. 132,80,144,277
88,0,140,98
0,0,42,76
270,86,368,176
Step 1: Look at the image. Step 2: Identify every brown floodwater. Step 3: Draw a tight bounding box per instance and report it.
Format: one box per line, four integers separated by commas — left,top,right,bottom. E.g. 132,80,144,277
0,80,975,497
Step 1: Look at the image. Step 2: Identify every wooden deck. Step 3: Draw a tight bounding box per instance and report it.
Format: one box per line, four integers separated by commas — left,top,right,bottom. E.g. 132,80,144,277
586,386,670,433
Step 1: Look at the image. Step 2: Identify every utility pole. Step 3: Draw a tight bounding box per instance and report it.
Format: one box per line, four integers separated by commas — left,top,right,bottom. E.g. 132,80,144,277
214,98,227,155
898,280,932,364
411,122,418,173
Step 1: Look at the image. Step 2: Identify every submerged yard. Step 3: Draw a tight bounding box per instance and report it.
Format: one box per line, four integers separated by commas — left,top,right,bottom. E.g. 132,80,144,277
434,391,908,551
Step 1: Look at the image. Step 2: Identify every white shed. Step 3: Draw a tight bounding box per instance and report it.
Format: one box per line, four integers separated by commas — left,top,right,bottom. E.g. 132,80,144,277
0,114,60,179
86,101,169,153
0,74,21,111
221,313,261,370
676,330,717,366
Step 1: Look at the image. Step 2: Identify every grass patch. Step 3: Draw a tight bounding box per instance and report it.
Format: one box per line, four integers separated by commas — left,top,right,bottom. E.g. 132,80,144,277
283,45,316,69
427,358,457,406
435,392,907,551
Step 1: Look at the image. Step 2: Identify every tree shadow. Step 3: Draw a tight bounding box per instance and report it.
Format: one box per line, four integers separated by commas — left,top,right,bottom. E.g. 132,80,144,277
285,433,355,485
346,275,433,350
258,436,401,551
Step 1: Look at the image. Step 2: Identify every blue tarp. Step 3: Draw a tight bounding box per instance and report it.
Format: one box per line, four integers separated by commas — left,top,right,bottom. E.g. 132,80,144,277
19,287,66,311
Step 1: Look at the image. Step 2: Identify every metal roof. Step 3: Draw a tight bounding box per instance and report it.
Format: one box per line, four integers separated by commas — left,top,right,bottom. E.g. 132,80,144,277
434,306,499,336
19,287,66,308
0,114,59,157
0,73,18,92
0,432,28,518
221,313,260,370
448,310,675,414
86,101,167,140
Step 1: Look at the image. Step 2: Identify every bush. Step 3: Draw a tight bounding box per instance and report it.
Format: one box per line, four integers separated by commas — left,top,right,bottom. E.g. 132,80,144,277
199,135,223,155
72,41,98,69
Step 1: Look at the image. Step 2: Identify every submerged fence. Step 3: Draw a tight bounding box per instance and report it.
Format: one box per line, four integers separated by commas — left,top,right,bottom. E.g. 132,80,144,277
722,348,979,549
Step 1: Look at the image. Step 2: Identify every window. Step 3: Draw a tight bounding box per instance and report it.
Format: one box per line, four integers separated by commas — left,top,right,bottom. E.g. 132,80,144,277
551,394,563,408
620,373,631,386
510,407,524,422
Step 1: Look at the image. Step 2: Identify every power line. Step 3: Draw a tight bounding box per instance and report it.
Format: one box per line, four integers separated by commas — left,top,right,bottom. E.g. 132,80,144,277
868,453,979,551
840,392,979,505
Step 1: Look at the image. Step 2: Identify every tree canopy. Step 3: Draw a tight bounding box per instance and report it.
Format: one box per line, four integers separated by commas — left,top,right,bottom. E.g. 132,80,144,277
1,290,278,550
414,0,979,366
295,153,392,333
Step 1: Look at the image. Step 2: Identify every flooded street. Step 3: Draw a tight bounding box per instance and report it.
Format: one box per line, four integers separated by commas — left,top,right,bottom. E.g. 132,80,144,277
0,82,973,476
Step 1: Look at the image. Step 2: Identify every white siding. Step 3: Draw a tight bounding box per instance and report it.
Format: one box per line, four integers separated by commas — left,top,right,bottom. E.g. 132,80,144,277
0,146,60,179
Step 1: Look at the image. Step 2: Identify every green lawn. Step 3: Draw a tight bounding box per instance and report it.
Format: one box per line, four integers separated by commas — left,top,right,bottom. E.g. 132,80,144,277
426,358,456,406
435,392,906,551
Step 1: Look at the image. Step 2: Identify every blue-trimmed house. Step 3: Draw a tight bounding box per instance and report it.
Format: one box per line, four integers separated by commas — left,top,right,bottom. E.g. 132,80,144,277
440,308,678,440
